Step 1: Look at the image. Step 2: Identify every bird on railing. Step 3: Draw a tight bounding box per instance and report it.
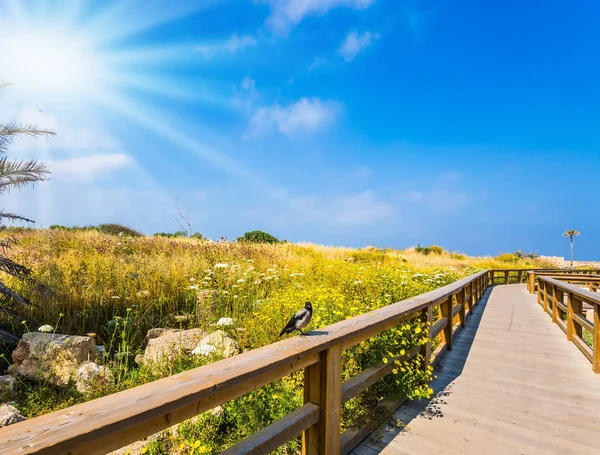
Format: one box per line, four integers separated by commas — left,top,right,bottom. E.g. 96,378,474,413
279,301,313,336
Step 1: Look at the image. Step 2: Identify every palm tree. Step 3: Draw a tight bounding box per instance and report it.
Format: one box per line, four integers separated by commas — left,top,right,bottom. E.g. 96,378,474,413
562,230,580,268
0,82,53,313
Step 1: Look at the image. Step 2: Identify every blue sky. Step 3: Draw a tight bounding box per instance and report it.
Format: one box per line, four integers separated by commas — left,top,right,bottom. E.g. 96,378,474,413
1,0,598,258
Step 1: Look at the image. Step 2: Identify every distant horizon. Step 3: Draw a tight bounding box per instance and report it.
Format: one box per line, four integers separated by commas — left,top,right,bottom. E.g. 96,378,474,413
1,1,598,259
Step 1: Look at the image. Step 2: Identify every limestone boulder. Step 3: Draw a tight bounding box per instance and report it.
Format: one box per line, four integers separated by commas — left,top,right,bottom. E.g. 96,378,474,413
11,332,97,385
139,328,207,364
75,361,114,394
198,330,239,358
0,404,24,427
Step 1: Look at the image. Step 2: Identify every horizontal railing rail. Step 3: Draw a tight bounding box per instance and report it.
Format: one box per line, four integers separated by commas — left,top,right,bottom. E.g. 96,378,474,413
527,271,600,293
1,267,562,455
536,276,600,373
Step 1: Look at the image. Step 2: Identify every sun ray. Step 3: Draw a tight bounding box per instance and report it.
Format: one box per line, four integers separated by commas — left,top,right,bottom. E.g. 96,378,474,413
85,0,220,46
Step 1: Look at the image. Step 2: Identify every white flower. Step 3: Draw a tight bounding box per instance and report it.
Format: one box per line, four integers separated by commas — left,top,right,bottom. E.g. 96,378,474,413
233,295,238,299
192,343,217,356
214,263,229,269
412,273,424,278
267,268,275,272
189,278,196,282
38,324,54,333
217,317,234,326
247,259,254,263
188,285,200,290
111,295,121,299
353,280,363,286
401,282,408,286
237,279,245,283
231,284,239,288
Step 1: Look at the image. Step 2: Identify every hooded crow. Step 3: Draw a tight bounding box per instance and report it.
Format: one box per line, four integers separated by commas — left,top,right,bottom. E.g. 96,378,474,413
279,301,313,336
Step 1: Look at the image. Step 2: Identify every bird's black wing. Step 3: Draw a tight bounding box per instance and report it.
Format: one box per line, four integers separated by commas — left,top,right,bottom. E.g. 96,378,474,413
279,308,308,336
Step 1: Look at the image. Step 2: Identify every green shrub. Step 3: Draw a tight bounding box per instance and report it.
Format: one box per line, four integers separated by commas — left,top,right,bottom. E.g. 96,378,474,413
97,224,142,237
495,253,520,263
237,230,281,244
153,231,188,238
415,245,444,255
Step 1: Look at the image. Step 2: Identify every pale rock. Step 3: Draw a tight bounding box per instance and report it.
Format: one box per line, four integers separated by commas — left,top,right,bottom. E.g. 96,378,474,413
138,328,207,364
0,404,24,427
199,330,239,358
11,332,97,385
75,361,114,394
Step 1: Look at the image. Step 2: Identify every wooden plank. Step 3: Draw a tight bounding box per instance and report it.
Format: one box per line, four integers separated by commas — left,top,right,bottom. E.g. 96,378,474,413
572,335,593,363
431,317,448,339
222,403,319,455
573,312,593,333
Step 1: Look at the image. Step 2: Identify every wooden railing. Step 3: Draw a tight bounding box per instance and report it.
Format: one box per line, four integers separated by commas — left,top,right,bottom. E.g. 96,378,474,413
0,272,491,455
485,268,600,287
536,276,600,373
527,270,600,294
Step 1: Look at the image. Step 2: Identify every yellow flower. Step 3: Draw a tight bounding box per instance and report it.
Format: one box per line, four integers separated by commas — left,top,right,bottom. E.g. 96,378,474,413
141,448,147,454
382,357,388,364
415,327,422,334
400,349,405,356
272,394,279,399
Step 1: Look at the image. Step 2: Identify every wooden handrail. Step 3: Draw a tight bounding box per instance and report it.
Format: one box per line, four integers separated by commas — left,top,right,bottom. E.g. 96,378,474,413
536,276,600,374
0,270,491,455
527,271,600,293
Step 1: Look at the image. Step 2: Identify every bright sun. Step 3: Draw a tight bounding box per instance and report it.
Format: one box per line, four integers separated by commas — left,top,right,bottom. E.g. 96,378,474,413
3,27,101,95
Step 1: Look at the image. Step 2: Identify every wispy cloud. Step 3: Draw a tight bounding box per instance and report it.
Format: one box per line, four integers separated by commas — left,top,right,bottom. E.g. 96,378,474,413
290,189,396,226
338,30,380,62
50,154,134,181
307,57,328,71
247,97,341,137
196,33,257,59
264,0,376,35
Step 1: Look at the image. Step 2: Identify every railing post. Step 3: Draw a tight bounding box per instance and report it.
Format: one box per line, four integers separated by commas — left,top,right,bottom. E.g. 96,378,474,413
537,280,544,307
518,270,523,283
567,292,575,341
594,304,600,373
543,283,549,313
552,288,562,323
458,287,466,327
528,272,535,294
504,270,509,285
441,295,453,351
572,296,583,339
420,305,432,373
468,281,475,313
490,271,495,287
303,346,342,455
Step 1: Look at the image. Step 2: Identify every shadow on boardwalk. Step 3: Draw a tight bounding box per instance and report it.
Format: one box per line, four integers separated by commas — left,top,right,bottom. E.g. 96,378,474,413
354,287,492,454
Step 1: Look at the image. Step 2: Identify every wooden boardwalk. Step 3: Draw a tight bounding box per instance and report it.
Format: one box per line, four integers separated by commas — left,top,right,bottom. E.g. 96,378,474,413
354,284,600,455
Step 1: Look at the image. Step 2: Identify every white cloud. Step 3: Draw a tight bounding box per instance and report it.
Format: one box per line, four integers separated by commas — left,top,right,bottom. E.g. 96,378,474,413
307,57,328,71
50,154,134,181
196,33,257,59
247,97,340,137
338,30,380,62
290,190,396,226
265,0,375,34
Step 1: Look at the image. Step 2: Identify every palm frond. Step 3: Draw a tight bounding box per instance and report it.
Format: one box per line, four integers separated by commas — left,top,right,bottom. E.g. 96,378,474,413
0,157,50,193
0,236,19,254
0,255,30,277
0,122,55,153
0,280,32,306
0,210,35,224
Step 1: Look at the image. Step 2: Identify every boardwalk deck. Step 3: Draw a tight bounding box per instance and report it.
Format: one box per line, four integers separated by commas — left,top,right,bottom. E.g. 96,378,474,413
353,284,600,455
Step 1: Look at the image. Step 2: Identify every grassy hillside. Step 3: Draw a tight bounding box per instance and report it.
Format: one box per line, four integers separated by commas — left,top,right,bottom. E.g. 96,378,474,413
0,228,550,454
